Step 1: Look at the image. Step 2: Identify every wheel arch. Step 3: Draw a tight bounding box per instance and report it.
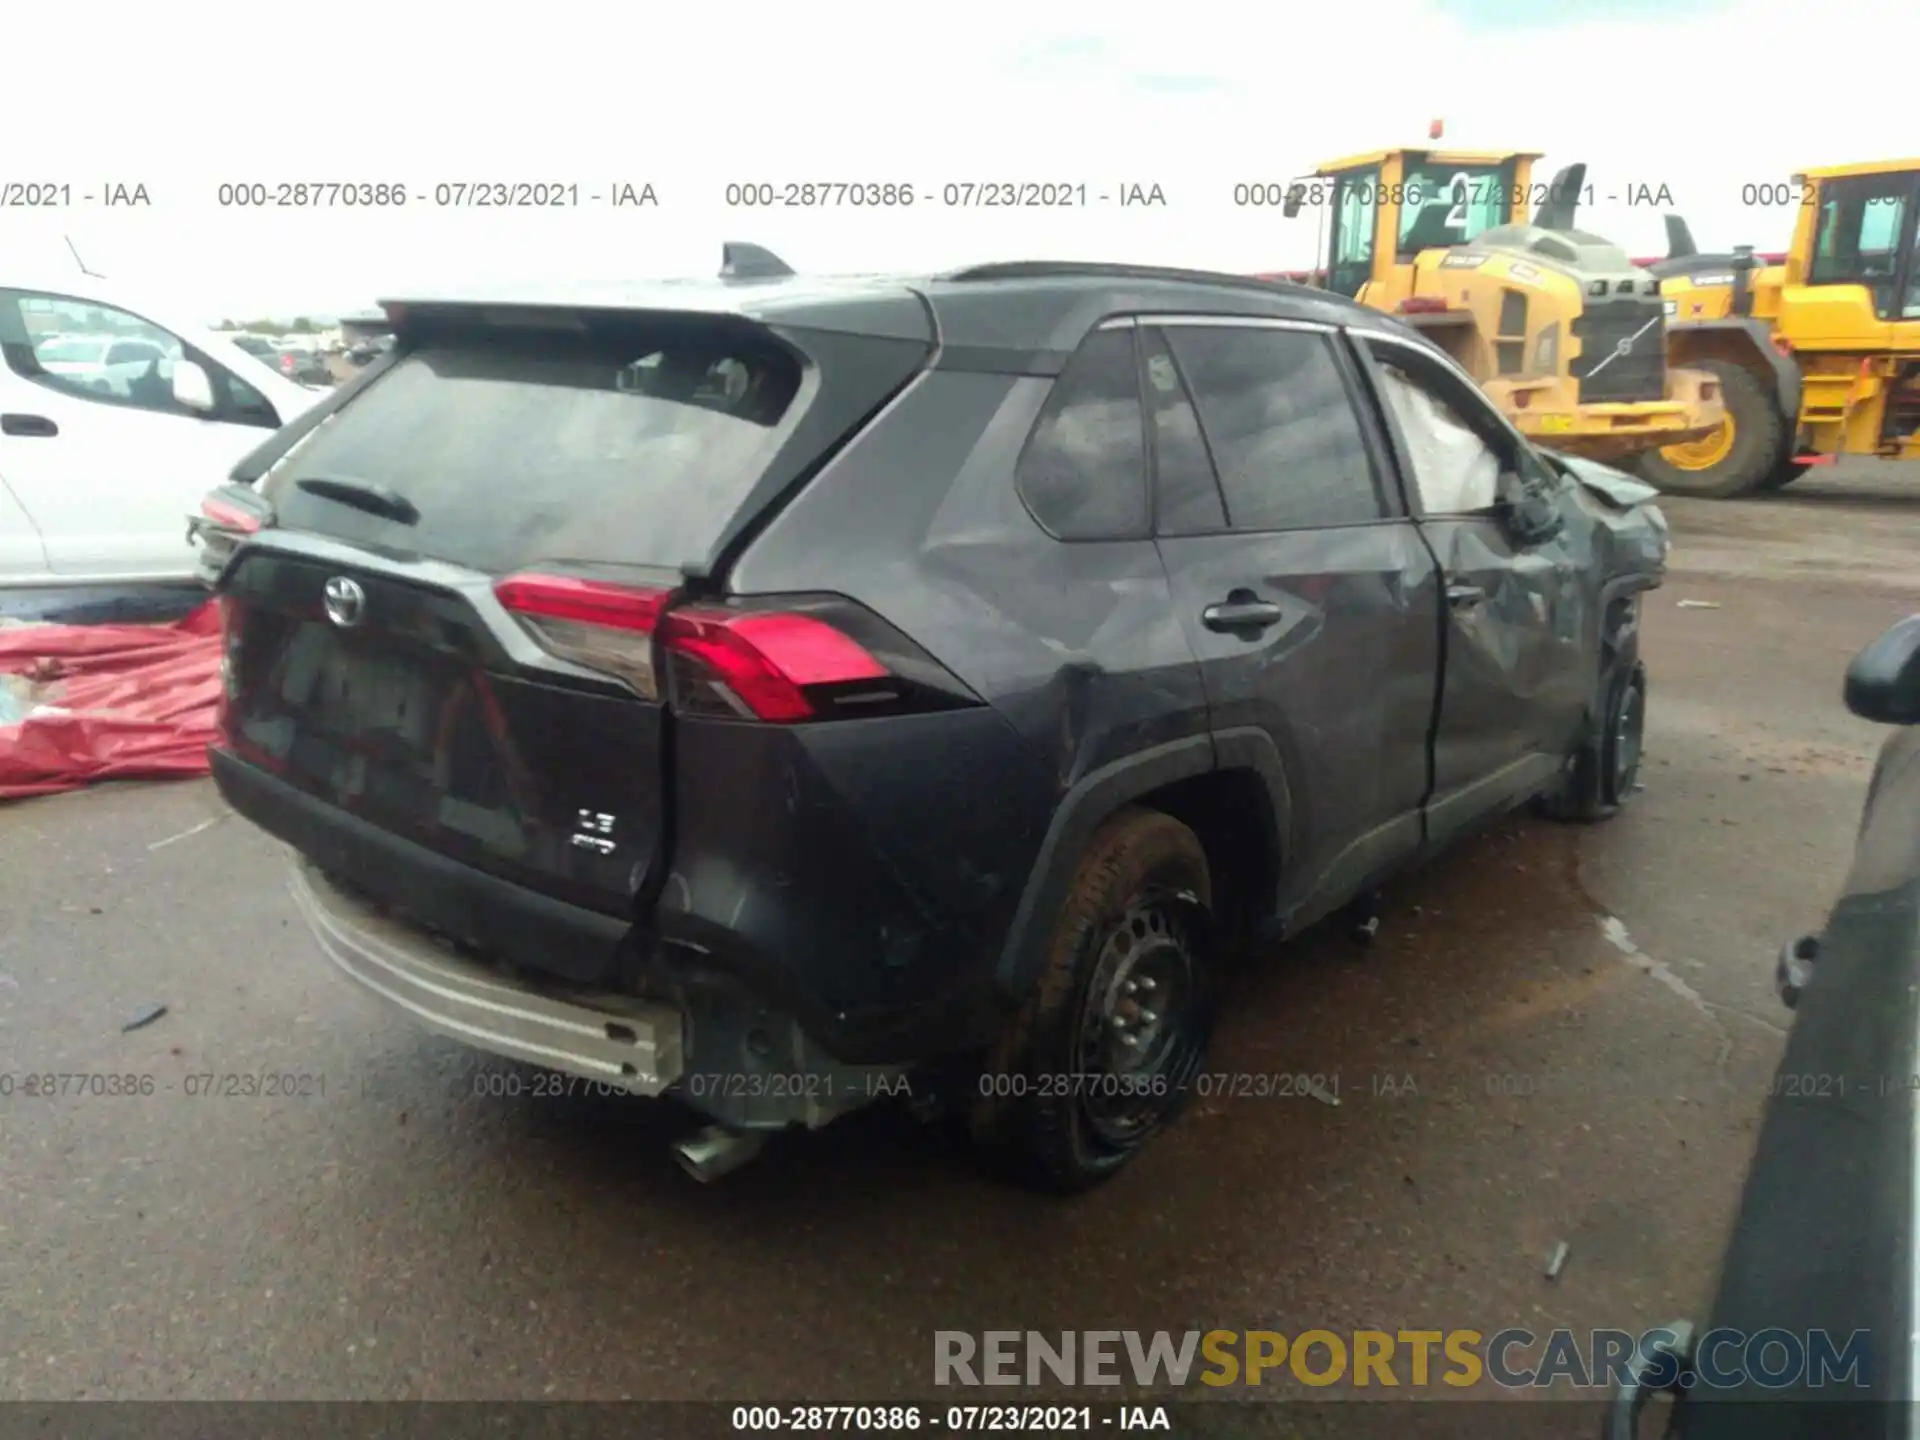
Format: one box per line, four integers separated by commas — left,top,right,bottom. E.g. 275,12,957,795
1667,319,1802,429
993,731,1292,1004
1588,575,1653,727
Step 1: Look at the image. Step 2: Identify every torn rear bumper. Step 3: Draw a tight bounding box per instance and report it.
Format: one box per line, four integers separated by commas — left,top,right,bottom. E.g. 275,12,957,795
291,858,685,1093
287,856,910,1131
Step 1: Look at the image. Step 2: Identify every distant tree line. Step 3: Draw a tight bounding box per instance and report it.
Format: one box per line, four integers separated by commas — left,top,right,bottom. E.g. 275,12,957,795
214,317,322,333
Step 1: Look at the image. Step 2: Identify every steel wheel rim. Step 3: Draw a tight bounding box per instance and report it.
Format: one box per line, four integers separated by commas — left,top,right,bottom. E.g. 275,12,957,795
1072,898,1201,1146
1612,677,1645,798
1662,414,1736,471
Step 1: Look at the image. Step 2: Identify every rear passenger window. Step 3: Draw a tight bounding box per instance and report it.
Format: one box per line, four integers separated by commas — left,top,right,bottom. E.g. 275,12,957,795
1016,328,1149,541
1163,325,1385,531
1140,329,1227,535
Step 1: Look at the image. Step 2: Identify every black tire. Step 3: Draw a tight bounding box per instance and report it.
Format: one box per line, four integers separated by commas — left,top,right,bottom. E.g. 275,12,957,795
970,808,1215,1193
1634,359,1788,499
1758,448,1811,492
1541,661,1648,824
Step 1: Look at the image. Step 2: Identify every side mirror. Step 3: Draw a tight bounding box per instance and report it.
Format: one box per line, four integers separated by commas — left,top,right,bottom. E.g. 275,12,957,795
1282,183,1306,219
1844,616,1920,725
172,359,216,413
1499,471,1565,544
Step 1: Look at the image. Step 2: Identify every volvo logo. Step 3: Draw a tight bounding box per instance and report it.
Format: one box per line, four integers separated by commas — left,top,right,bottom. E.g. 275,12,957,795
1614,337,1636,357
323,576,366,628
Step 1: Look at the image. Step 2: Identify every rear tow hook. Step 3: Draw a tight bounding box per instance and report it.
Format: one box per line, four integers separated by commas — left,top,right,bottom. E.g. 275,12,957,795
1776,933,1821,1010
673,1124,766,1183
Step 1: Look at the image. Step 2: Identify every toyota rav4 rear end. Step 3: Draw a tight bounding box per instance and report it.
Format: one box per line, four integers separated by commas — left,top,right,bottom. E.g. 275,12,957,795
205,274,1042,1167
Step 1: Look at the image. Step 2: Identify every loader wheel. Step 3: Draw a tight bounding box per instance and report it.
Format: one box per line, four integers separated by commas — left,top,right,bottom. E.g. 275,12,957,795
970,808,1215,1194
1635,360,1787,499
1758,448,1812,492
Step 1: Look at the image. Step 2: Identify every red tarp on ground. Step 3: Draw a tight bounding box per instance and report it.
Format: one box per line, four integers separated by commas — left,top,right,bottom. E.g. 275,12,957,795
0,603,223,799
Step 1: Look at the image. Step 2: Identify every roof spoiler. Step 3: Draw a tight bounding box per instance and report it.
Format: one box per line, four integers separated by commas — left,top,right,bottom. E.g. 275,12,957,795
721,243,795,280
1533,163,1585,232
1663,214,1699,261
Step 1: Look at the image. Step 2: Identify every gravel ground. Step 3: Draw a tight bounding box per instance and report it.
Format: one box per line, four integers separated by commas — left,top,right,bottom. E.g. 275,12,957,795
2,461,1917,1417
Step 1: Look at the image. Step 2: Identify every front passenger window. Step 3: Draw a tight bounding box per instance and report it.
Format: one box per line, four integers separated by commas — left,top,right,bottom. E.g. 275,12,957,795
1370,360,1503,514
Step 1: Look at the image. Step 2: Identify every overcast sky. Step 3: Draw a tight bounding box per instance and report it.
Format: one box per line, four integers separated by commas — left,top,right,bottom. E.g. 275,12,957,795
4,0,1907,322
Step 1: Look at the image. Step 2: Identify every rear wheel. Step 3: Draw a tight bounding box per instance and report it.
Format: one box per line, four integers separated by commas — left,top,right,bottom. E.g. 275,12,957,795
971,808,1215,1193
1635,360,1787,499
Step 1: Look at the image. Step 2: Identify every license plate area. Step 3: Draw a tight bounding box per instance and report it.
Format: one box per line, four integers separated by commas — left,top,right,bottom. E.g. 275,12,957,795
270,620,521,850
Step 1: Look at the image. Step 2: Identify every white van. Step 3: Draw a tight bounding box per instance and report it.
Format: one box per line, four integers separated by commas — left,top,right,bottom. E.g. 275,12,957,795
0,276,332,586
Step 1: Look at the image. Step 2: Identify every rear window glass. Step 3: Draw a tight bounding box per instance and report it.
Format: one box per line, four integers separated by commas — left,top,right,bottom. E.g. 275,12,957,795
262,323,805,574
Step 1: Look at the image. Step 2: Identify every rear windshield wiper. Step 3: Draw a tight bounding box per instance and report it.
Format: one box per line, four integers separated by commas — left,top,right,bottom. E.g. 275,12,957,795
294,475,421,525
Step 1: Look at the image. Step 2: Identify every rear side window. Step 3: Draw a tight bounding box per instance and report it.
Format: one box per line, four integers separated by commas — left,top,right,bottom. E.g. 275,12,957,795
1139,329,1226,535
262,321,806,575
1163,325,1385,532
1015,327,1149,541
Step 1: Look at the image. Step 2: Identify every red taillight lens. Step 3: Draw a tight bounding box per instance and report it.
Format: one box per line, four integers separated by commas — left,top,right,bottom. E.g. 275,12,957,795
1397,296,1450,314
201,495,263,533
662,606,888,722
491,573,894,722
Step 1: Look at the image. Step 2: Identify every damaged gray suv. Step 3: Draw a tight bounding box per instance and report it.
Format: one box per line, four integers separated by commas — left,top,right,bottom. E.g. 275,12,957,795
202,250,1669,1191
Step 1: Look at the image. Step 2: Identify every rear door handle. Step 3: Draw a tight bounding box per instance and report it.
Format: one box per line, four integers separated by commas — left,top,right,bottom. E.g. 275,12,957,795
0,414,58,437
1202,599,1286,633
1446,581,1485,609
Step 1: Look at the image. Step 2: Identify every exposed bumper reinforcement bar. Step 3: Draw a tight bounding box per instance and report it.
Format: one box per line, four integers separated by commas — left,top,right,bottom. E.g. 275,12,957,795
289,858,685,1094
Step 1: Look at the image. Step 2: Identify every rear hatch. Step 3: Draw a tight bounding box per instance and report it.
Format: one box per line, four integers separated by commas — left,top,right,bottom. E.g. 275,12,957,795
216,299,932,933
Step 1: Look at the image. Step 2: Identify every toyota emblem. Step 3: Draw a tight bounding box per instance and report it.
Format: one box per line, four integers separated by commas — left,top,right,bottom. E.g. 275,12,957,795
323,576,366,628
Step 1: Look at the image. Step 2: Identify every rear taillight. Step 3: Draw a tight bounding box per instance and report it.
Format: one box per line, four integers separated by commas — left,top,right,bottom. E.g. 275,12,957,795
492,572,973,723
492,574,670,700
663,607,887,722
201,495,263,533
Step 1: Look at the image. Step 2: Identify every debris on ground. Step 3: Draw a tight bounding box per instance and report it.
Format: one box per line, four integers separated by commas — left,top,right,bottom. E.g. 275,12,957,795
1676,600,1722,610
0,603,221,800
1304,1078,1341,1107
121,1003,169,1033
1545,1240,1570,1280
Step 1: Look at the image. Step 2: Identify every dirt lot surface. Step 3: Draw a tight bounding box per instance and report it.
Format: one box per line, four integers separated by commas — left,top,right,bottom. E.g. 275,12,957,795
2,462,1917,1421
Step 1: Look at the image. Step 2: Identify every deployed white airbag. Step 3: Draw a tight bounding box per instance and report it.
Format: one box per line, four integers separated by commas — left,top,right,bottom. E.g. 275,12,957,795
1376,365,1501,514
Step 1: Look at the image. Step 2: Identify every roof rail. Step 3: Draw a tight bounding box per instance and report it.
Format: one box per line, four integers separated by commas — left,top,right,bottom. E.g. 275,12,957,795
721,242,796,280
943,260,1308,297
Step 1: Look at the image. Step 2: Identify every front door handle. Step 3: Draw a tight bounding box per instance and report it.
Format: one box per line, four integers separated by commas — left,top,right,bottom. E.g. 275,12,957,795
1202,599,1286,633
1446,581,1486,609
0,413,58,437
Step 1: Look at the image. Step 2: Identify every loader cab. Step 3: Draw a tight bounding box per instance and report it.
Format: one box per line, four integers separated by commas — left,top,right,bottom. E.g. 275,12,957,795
1316,148,1533,304
1792,161,1920,332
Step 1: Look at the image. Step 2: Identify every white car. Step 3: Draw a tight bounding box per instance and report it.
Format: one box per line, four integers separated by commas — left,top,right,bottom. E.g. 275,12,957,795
1,277,333,585
34,333,180,399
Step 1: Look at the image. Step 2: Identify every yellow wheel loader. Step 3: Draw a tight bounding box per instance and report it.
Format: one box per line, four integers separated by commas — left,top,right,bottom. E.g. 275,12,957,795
1642,159,1920,498
1281,147,1725,465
